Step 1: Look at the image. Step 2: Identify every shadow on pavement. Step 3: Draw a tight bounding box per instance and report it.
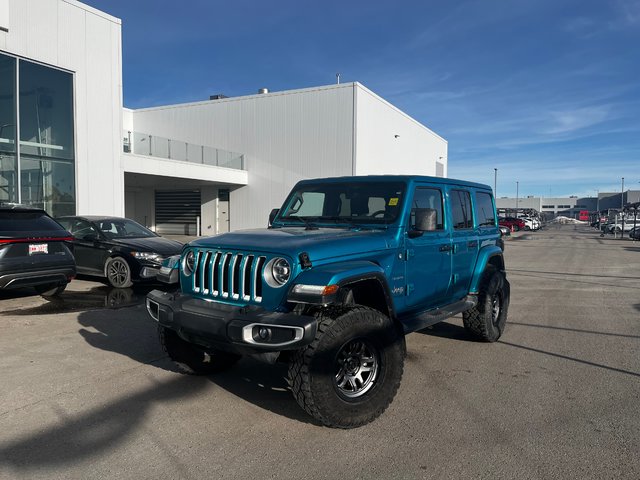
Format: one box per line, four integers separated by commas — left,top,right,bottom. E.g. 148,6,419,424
509,321,640,339
76,306,319,426
0,376,208,470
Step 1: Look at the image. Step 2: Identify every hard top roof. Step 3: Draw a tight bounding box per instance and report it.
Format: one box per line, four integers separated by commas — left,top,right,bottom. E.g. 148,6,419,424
295,175,491,191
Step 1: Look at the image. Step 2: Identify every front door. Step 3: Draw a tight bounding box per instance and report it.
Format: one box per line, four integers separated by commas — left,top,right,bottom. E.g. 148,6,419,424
404,185,452,311
218,189,230,233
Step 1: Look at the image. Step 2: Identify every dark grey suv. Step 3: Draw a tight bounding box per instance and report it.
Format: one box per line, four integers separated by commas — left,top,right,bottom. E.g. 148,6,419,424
0,206,76,297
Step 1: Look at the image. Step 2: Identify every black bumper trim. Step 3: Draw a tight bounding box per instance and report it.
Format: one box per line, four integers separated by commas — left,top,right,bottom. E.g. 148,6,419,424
146,290,317,354
0,267,75,289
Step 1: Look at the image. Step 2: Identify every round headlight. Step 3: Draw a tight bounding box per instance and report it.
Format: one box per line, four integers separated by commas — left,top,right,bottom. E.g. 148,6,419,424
270,257,291,286
183,251,195,276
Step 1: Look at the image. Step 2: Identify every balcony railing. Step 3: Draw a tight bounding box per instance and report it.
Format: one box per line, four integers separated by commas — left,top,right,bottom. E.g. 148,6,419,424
123,131,244,170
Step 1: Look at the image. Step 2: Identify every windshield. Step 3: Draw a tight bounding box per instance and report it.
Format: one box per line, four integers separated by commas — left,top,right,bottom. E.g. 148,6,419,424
277,181,406,227
95,218,157,239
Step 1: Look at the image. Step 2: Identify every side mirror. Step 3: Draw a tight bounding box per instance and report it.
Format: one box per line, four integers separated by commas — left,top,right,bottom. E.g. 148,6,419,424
268,208,280,226
415,208,437,231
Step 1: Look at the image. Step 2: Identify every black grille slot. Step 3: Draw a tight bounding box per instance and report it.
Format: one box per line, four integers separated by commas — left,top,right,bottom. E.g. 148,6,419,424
194,251,203,291
243,255,254,300
232,254,242,298
212,252,221,294
255,256,266,299
202,251,212,293
221,253,231,297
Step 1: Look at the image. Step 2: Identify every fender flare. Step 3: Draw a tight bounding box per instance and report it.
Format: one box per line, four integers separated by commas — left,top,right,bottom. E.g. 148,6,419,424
287,260,395,317
469,245,505,294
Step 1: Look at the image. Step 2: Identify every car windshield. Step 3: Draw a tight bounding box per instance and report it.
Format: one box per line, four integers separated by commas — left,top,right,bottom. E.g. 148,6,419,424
95,219,157,239
277,181,406,227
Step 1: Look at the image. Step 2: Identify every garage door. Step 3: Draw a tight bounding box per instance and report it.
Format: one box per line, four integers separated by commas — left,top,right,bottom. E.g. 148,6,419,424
155,190,201,235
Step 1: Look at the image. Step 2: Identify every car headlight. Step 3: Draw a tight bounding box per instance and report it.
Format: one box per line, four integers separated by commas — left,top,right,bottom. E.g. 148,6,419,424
183,251,195,276
264,257,291,287
131,251,163,264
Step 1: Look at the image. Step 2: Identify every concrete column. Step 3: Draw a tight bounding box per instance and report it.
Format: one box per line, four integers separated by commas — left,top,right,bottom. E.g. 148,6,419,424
201,185,218,236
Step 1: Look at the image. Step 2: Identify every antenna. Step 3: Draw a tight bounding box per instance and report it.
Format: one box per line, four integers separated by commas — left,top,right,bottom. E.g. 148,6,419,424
336,73,341,84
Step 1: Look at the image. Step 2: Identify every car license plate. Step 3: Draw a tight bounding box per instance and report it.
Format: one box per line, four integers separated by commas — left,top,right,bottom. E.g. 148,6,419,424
29,243,49,255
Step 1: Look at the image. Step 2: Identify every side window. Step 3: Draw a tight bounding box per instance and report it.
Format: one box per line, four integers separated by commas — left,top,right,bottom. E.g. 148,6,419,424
451,189,472,230
73,220,98,238
410,187,444,230
475,192,496,227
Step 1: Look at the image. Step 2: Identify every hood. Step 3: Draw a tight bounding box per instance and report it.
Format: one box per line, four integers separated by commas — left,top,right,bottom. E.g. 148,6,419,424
190,228,393,262
111,236,183,256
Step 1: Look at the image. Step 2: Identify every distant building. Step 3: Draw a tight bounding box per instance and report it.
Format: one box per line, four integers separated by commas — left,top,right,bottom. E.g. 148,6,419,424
496,191,640,218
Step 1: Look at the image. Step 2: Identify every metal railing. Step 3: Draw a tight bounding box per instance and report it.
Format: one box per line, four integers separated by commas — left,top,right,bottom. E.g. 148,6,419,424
123,131,244,170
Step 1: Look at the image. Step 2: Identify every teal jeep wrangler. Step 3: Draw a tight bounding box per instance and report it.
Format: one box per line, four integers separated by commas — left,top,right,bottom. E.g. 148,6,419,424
146,175,509,428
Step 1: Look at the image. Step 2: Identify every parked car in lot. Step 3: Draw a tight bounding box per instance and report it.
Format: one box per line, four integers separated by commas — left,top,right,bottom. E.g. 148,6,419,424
630,227,640,240
0,205,75,297
56,216,183,288
499,217,525,231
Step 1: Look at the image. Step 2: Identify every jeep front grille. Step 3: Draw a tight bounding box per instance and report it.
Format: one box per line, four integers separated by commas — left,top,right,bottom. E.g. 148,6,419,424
191,250,266,303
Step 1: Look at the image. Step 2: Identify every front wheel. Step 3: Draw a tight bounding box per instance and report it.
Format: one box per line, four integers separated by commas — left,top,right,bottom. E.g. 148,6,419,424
288,306,405,428
105,256,133,288
463,266,510,342
159,325,241,374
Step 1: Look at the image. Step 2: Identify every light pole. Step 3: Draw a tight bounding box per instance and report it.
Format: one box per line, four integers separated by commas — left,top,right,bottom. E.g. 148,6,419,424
621,177,625,208
516,181,519,213
494,168,497,197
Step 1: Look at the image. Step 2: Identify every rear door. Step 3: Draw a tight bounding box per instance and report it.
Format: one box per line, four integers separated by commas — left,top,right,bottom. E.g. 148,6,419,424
65,219,106,274
447,188,478,301
404,185,452,310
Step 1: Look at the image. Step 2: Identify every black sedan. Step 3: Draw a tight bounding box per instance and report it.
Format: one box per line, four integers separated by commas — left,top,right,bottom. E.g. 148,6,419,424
0,205,76,297
56,216,183,288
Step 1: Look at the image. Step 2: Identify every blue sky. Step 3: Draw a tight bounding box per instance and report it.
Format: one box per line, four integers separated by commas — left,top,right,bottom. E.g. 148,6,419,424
86,0,640,198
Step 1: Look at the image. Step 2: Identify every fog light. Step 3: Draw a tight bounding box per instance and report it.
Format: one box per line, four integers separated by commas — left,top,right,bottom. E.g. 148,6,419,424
258,327,271,341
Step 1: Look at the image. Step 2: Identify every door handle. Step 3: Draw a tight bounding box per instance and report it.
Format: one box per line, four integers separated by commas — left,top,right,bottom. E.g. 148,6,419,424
439,244,452,252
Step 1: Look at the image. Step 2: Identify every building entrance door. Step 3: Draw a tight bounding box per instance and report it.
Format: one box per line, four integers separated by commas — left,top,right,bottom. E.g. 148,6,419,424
218,189,230,233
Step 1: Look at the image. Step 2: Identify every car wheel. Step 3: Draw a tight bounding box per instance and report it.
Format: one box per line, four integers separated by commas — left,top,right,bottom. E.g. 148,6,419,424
524,226,530,231
35,282,67,298
462,266,510,342
105,256,133,288
288,306,405,428
159,325,241,374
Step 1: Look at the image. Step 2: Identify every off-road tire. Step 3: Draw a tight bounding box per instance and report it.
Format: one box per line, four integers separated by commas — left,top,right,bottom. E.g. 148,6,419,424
35,282,67,297
463,266,510,342
159,325,241,374
105,256,134,288
288,306,405,429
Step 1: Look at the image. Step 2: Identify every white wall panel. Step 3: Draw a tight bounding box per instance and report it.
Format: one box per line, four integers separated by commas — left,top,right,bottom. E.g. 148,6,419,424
0,0,8,50
354,83,447,177
131,85,356,231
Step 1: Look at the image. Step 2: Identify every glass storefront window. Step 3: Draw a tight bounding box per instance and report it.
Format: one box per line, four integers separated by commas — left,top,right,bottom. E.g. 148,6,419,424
0,52,75,215
0,53,17,203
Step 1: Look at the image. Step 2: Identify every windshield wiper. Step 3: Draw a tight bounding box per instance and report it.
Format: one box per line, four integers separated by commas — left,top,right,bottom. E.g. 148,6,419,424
281,216,319,230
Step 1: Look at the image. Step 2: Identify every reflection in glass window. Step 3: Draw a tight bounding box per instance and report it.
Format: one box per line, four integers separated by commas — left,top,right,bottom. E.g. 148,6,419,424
0,53,17,203
410,187,444,230
451,190,473,230
475,192,496,227
18,59,75,216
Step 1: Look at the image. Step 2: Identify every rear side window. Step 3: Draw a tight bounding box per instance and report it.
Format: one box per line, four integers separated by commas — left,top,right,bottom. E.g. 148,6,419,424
451,190,473,230
0,211,66,232
475,192,496,227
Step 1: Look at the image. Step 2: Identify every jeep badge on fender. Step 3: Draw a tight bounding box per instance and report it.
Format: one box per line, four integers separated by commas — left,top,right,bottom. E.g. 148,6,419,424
146,175,509,428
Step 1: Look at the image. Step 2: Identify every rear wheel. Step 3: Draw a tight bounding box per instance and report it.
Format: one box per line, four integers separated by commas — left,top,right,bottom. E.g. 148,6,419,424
288,306,405,428
159,325,241,374
463,266,509,342
35,282,67,298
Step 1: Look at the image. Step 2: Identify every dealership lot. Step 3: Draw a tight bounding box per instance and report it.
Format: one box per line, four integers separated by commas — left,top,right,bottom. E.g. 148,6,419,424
1,225,639,479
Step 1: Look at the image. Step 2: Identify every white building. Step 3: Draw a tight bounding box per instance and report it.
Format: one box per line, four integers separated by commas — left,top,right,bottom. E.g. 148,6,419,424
1,0,448,235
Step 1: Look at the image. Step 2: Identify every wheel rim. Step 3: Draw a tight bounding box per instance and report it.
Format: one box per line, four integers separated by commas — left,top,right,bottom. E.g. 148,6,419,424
491,293,501,327
334,339,379,398
107,259,129,287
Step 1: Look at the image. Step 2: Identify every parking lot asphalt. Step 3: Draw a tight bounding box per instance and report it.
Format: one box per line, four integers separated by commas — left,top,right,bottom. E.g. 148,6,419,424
0,225,639,480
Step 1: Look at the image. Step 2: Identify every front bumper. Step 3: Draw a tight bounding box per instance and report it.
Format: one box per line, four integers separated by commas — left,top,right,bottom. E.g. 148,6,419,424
146,290,317,354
